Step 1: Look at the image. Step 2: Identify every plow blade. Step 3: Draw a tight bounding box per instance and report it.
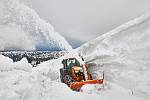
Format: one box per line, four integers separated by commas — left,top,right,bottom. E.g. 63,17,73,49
70,79,103,90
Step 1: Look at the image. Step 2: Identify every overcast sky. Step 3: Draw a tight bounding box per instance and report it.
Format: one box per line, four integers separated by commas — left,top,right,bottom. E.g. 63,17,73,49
28,0,150,48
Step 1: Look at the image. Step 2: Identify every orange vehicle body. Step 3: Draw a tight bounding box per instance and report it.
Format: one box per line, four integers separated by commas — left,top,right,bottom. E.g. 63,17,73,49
70,79,104,90
60,58,104,91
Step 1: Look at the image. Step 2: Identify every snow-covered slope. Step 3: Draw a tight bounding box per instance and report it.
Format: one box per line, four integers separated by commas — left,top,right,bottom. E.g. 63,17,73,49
0,55,142,100
77,13,150,99
1,11,150,100
0,0,72,51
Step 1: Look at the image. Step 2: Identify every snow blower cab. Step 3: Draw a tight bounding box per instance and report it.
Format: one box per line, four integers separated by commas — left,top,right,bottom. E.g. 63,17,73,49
60,58,104,91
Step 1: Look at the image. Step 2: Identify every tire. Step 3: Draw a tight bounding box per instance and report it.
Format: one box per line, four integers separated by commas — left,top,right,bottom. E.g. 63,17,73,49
60,68,64,83
64,75,73,85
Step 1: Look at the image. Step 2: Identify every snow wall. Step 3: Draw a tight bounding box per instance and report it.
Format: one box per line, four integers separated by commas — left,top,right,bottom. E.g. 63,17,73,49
77,13,150,99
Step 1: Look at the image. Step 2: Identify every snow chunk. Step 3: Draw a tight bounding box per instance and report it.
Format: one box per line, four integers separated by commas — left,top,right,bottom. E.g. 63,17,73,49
14,58,32,72
0,55,13,71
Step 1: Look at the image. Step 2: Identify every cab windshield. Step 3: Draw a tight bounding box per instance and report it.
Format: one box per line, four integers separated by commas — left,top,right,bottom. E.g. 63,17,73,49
66,59,80,68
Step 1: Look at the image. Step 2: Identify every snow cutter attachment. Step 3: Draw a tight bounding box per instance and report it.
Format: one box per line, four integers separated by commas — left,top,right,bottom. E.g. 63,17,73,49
60,58,104,91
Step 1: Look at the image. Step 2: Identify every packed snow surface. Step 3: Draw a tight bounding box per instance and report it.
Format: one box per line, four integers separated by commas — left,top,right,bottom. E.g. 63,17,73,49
0,0,72,51
1,12,150,100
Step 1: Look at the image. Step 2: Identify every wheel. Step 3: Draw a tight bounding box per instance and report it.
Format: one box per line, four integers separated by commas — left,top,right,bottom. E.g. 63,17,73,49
64,75,73,85
60,68,64,83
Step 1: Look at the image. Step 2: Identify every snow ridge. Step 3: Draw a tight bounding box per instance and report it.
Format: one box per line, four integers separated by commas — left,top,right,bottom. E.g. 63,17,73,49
99,13,150,39
77,12,150,99
0,0,72,51
78,12,150,50
77,12,150,56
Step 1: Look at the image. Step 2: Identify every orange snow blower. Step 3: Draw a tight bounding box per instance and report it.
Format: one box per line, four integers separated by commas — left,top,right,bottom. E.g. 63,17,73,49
60,58,104,91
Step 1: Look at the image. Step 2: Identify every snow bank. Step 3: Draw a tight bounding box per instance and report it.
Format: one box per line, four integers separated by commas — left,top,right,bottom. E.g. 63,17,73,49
77,13,150,99
13,58,32,72
0,54,141,100
0,55,55,100
0,55,36,100
0,0,72,51
0,55,13,71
